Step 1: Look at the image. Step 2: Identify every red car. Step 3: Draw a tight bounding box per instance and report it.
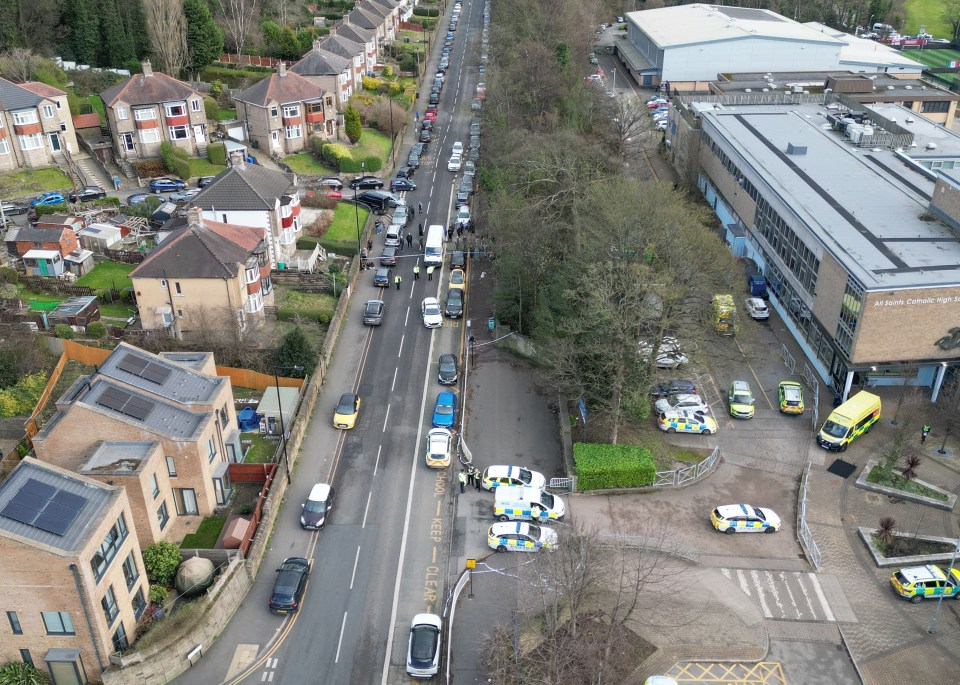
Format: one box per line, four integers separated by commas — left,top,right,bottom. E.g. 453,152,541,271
424,111,437,122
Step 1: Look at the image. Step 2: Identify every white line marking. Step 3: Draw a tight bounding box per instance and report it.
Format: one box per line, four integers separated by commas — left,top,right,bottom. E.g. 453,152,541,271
335,612,348,663
362,491,372,529
382,404,390,432
721,568,732,581
350,545,362,589
398,334,404,357
763,570,785,618
809,573,836,622
749,570,773,618
778,571,802,620
391,367,398,392
736,569,752,596
404,306,410,326
373,444,382,476
795,572,818,618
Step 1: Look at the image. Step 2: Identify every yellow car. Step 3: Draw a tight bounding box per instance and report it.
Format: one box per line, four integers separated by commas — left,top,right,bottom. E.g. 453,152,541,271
778,381,804,414
728,380,755,419
449,268,466,291
333,392,361,429
891,565,960,603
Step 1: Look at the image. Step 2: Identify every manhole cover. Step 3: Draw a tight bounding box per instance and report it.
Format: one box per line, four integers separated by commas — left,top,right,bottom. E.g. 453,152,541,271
866,494,881,503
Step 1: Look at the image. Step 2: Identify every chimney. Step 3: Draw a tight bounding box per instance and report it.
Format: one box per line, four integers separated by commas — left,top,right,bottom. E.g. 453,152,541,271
141,60,153,77
278,62,287,77
229,149,246,170
313,39,322,52
186,206,204,228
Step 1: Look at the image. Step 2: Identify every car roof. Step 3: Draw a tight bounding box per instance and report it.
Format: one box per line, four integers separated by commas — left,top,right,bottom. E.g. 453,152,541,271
308,483,331,501
423,297,439,306
746,297,765,306
490,521,530,536
437,391,455,402
428,427,451,441
716,504,754,519
730,380,751,391
897,565,946,583
412,613,442,628
486,465,525,478
339,392,357,402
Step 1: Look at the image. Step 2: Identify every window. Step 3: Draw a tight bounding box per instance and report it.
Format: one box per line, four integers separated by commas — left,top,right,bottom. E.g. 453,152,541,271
174,282,182,295
60,122,66,132
42,105,54,118
173,488,199,515
111,622,129,652
139,128,160,144
157,501,169,530
134,108,156,121
42,611,75,635
7,611,22,635
159,279,167,288
220,405,229,427
921,100,951,114
19,649,31,666
285,125,301,139
131,588,146,619
116,107,128,120
19,134,42,151
836,277,865,356
282,105,300,117
90,514,129,581
121,552,139,591
270,106,279,118
101,585,119,624
149,472,160,498
168,125,188,140
55,100,61,109
164,103,186,117
190,99,201,112
13,110,38,125
207,437,217,463
0,138,8,155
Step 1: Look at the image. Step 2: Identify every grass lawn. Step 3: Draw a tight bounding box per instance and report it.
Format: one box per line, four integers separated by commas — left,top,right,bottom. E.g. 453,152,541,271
75,262,136,291
242,432,279,464
188,158,228,178
284,153,336,175
0,168,72,198
352,129,393,167
211,106,236,121
280,289,337,315
902,46,960,85
301,203,370,256
903,0,951,39
100,301,136,319
86,94,106,125
866,465,949,500
180,515,227,548
232,386,262,400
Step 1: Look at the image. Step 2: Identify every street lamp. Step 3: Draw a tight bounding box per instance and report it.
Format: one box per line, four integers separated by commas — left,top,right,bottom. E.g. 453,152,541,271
929,536,960,633
273,364,305,484
354,161,365,266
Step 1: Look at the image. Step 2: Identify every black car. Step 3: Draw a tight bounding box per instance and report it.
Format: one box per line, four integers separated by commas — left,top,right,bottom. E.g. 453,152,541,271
422,119,434,131
356,190,400,214
197,175,217,188
363,299,385,326
457,188,470,205
428,93,440,105
406,152,421,169
450,250,466,270
69,185,107,202
438,353,458,385
411,143,426,156
380,246,398,266
269,557,310,614
300,483,334,530
0,201,28,216
391,178,416,192
444,289,463,318
373,267,391,287
419,129,432,145
651,380,697,398
396,166,415,179
349,175,385,190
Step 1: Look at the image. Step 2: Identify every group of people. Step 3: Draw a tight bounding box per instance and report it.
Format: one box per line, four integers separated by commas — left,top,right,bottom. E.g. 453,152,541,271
457,465,483,493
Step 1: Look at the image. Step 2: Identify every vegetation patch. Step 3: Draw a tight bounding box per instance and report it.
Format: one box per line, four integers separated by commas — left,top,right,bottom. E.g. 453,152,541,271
0,372,48,418
301,203,369,256
188,157,227,178
283,152,335,175
0,167,71,198
242,433,278,464
573,442,656,490
276,289,337,324
180,516,227,549
870,531,956,558
866,465,949,501
75,261,136,291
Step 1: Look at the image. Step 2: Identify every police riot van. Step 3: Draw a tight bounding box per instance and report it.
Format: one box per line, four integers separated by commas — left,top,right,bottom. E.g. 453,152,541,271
493,485,565,523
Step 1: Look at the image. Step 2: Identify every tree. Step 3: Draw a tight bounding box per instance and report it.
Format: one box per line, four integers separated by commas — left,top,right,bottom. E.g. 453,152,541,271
900,454,922,481
0,661,48,685
97,0,136,69
144,0,188,76
930,375,960,455
61,0,99,65
217,0,261,58
877,516,897,549
142,541,182,585
344,105,362,144
942,0,960,41
0,48,36,82
184,0,224,76
272,326,316,377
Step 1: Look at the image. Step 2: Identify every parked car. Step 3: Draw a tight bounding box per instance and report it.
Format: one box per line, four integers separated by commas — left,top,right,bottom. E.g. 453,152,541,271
30,191,66,207
425,427,452,468
373,267,391,287
777,381,805,414
444,288,463,318
125,193,155,206
170,188,202,204
710,504,781,534
349,175,384,190
418,128,432,144
447,155,462,172
655,393,708,415
727,380,755,419
422,297,443,328
363,299,385,326
406,614,442,678
300,483,334,530
380,246,399,266
891,565,960,602
651,380,697,398
481,465,546,491
333,392,361,429
744,297,769,320
197,175,217,188
657,408,717,435
0,201,28,215
68,185,107,202
432,391,457,428
487,522,558,552
450,250,466,270
149,177,186,193
438,353,458,385
391,178,417,192
268,557,310,613
449,268,466,291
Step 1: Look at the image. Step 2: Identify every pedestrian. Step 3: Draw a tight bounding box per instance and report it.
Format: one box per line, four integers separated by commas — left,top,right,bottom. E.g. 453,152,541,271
413,265,420,280
466,467,475,487
922,424,931,444
418,202,423,215
418,223,424,237
475,467,482,490
395,274,402,290
367,239,373,251
447,227,453,241
427,265,435,280
415,110,420,122
406,233,413,247
457,469,466,493
457,225,463,238
419,238,424,250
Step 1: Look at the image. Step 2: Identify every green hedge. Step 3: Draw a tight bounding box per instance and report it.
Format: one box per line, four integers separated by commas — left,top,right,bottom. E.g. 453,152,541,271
276,306,332,325
159,142,189,180
208,142,226,165
413,7,440,16
35,203,69,217
573,443,656,490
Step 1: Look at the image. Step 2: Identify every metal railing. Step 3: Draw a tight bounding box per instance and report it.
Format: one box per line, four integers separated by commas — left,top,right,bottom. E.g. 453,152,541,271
797,462,822,570
652,446,720,488
803,362,821,433
781,343,797,374
548,476,575,493
596,533,702,566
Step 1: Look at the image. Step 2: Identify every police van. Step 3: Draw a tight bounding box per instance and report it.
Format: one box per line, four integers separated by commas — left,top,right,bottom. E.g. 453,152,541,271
493,485,565,523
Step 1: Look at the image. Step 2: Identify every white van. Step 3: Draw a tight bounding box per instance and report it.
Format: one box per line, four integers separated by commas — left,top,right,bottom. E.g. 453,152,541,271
424,224,445,266
493,485,565,522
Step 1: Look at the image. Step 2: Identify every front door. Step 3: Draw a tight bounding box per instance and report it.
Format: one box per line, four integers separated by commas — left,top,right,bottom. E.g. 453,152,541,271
38,258,49,276
193,125,206,144
121,133,135,152
48,133,61,152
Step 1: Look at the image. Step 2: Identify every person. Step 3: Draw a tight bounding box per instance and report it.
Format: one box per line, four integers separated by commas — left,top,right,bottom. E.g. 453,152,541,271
367,239,373,251
413,265,420,280
466,467,475,487
427,265,435,281
418,202,423,215
475,467,482,490
415,110,420,122
457,469,467,493
395,274,402,290
418,223,424,237
922,424,931,444
406,233,413,247
419,238,424,250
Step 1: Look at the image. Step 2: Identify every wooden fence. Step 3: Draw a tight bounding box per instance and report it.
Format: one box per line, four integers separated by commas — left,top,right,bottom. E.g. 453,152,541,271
228,463,276,483
214,366,305,392
218,54,290,68
20,276,96,298
23,352,69,440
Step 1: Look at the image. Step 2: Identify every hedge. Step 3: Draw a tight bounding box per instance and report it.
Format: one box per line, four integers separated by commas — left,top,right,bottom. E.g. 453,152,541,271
321,142,354,171
413,7,440,16
34,203,69,218
573,443,656,490
208,142,227,165
159,142,189,180
276,306,332,325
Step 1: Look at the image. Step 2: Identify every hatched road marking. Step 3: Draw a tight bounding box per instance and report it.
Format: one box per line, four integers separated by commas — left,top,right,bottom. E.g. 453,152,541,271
723,568,836,622
669,661,787,684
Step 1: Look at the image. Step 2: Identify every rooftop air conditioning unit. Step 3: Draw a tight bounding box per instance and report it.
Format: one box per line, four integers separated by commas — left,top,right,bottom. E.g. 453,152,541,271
906,117,915,123
926,142,938,150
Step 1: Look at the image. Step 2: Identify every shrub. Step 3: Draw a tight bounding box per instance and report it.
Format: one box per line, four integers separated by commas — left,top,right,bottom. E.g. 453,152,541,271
34,204,68,218
362,75,383,92
0,661,48,685
142,541,182,585
309,135,325,157
361,156,382,172
301,194,338,210
386,81,402,97
0,268,18,285
149,585,169,605
339,157,362,173
203,96,219,120
573,443,656,490
53,324,73,339
399,56,416,73
344,106,362,143
207,142,227,166
0,372,48,418
86,321,107,338
133,159,169,178
413,7,440,17
381,65,393,77
159,142,190,180
321,142,353,170
210,80,224,98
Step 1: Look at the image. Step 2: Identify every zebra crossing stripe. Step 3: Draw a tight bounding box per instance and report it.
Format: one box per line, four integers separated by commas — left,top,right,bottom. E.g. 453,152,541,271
795,572,819,618
777,572,802,620
735,569,752,597
749,570,773,618
808,573,835,622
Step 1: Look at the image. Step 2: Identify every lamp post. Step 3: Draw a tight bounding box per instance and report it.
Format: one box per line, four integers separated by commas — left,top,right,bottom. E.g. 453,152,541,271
354,161,365,266
273,364,305,484
929,535,960,633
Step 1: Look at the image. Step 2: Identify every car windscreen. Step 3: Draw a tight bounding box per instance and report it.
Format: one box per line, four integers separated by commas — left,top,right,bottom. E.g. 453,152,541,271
540,492,554,509
435,402,453,415
365,303,380,315
732,392,752,404
337,397,355,413
304,498,327,514
821,420,847,438
519,468,532,484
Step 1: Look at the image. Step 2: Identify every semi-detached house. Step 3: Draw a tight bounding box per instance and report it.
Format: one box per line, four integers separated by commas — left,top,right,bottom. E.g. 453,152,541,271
0,78,79,173
291,43,356,106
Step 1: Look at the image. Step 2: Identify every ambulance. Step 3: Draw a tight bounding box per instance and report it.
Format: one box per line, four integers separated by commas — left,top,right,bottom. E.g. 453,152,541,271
493,486,565,522
816,391,880,451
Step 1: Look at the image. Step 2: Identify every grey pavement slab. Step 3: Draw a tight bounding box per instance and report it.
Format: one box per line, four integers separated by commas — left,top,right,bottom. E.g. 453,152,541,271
767,638,861,685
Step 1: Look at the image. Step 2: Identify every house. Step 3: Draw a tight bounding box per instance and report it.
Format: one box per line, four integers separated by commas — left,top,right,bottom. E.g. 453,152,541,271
100,61,208,162
130,207,272,336
34,215,86,235
0,457,148,682
290,43,355,106
13,225,79,277
79,223,124,252
188,159,300,268
0,78,79,173
32,342,243,545
234,64,337,156
316,34,366,90
363,0,402,43
333,21,378,74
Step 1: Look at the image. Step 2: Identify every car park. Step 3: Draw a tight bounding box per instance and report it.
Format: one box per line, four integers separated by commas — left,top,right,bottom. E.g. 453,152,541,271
481,465,546,491
647,97,668,108
380,247,398,266
651,380,696,397
487,522,558,552
349,175,384,189
149,177,186,193
639,337,688,369
0,201,28,215
447,154,462,172
778,381,805,414
891,565,960,602
31,191,66,207
422,297,443,328
710,504,781,534
432,391,457,428
654,393,708,414
170,188,202,204
373,267,391,287
363,299,384,326
425,428,453,468
656,121,668,132
449,268,466,291
406,613,442,678
438,353,458,385
333,392,361,429
391,178,416,192
268,557,310,613
657,408,717,435
744,297,769,320
728,381,755,419
300,483,335,530
69,185,107,202
444,289,463,318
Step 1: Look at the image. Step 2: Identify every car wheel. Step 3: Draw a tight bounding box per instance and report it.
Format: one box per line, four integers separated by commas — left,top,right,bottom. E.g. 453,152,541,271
153,188,161,194
667,427,676,433
724,527,736,535
497,545,508,553
910,594,923,604
839,443,847,452
497,514,510,522
764,526,776,534
702,428,712,435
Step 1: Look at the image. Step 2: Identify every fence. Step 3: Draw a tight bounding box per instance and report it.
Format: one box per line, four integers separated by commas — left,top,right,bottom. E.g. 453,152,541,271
797,462,822,570
218,53,290,68
19,276,97,298
803,362,821,433
103,248,145,264
781,343,797,374
227,463,277,483
548,476,575,493
652,446,720,488
596,533,702,566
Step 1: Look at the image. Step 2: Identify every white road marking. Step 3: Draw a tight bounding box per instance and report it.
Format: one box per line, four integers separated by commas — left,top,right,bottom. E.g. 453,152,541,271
809,573,836,622
373,444,382,476
362,492,372,529
391,367,398,392
382,405,390,432
795,572,819,618
749,570,773,618
762,570,785,618
398,334,404,357
777,571,801,620
335,611,348,663
404,306,410,326
350,545,362,589
735,569,751,596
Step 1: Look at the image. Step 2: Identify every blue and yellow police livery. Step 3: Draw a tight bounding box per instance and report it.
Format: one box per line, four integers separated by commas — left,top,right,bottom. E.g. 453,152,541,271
657,409,718,435
710,504,781,534
487,522,558,552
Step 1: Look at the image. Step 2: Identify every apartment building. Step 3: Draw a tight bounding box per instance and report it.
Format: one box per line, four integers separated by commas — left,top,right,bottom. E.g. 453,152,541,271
0,78,78,173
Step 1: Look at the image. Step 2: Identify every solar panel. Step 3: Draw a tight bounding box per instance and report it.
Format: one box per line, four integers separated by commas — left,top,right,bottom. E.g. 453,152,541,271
97,387,133,412
10,490,46,511
1,502,40,526
117,354,149,375
33,514,71,536
43,501,78,522
22,478,57,500
123,397,155,421
0,478,87,537
53,490,87,511
141,363,172,384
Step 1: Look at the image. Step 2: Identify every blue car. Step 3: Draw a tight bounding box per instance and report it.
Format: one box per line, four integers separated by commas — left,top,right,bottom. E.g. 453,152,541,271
432,391,457,429
149,177,186,193
446,32,455,40
30,191,66,207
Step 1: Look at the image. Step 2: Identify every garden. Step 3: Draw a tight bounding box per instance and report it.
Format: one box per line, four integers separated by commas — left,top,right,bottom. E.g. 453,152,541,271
299,202,370,256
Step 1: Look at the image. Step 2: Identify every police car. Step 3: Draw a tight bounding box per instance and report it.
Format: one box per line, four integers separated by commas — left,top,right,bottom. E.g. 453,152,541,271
481,465,546,491
891,565,960,603
657,408,718,435
710,504,781,534
487,521,558,552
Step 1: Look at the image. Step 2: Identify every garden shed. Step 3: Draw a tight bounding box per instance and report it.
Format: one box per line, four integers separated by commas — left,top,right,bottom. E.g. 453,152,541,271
256,386,301,436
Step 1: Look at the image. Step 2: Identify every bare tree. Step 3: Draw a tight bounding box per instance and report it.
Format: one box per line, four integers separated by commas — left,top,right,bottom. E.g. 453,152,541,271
144,0,188,77
608,95,661,157
0,48,37,83
268,0,298,27
217,0,261,58
930,375,960,455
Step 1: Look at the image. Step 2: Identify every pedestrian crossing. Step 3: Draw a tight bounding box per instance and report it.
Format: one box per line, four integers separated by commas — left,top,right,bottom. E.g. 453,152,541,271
721,568,836,621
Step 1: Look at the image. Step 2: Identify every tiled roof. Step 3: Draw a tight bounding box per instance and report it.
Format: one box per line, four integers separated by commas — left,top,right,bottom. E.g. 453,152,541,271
101,70,202,107
235,69,327,107
361,0,391,19
318,34,365,61
0,78,43,111
13,226,68,243
191,164,296,211
73,113,102,129
201,218,266,252
18,81,66,99
291,49,352,77
130,224,252,279
335,22,374,44
346,6,381,30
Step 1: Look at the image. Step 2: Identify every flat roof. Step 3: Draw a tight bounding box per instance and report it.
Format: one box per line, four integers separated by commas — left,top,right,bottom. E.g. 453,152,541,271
80,441,159,475
804,22,924,71
99,343,223,404
713,71,956,100
700,101,960,290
